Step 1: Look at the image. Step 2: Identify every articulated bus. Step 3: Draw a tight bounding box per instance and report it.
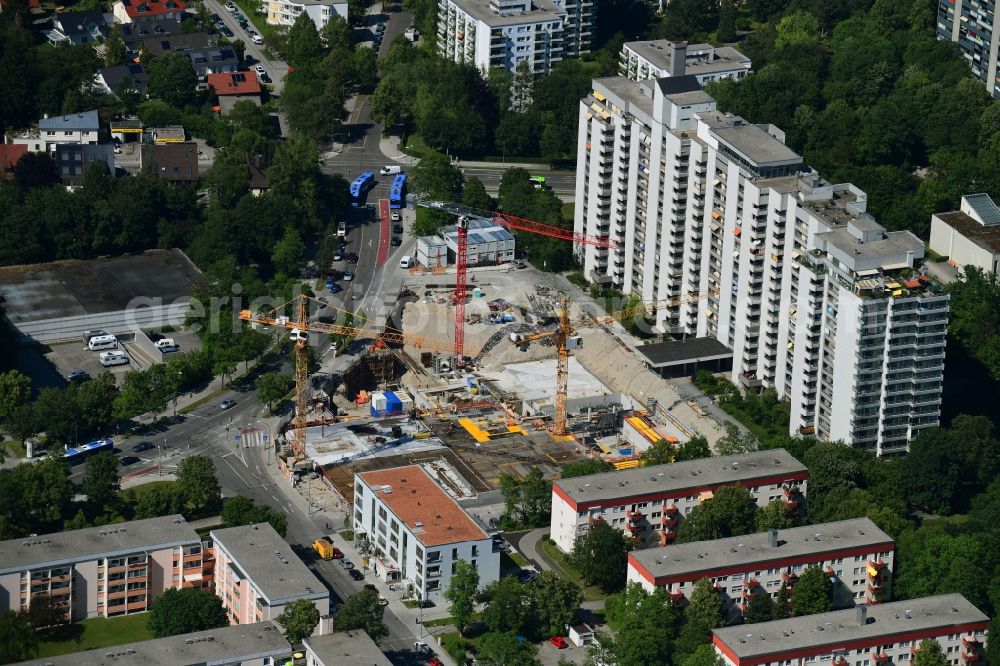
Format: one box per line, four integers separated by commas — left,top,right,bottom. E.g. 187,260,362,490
389,173,407,209
350,171,375,207
529,175,548,190
64,439,114,465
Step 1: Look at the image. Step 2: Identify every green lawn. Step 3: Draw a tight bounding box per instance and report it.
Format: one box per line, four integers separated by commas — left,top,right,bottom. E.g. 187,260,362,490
440,631,481,663
400,133,441,159
501,551,529,569
422,616,455,628
339,529,355,541
1,439,26,459
537,538,607,601
36,614,154,657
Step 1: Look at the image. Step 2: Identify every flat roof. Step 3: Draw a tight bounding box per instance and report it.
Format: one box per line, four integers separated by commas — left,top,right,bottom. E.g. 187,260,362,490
593,76,655,118
358,465,489,547
935,210,1000,254
0,515,198,574
636,337,732,368
553,449,807,509
211,524,328,606
303,631,392,666
446,0,565,27
713,594,988,662
818,227,924,268
699,111,801,166
18,621,290,666
626,40,750,76
630,518,892,583
0,249,205,325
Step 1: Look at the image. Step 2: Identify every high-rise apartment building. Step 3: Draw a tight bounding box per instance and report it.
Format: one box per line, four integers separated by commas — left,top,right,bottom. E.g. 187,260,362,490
936,0,1000,98
573,75,948,453
618,40,751,85
436,0,592,75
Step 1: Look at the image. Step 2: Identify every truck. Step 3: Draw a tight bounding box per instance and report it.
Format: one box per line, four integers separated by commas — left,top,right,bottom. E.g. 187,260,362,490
312,536,343,560
379,165,402,175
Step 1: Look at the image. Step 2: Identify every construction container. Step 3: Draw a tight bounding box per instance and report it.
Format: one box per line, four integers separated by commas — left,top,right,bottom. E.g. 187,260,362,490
384,391,403,415
370,391,387,415
416,237,447,269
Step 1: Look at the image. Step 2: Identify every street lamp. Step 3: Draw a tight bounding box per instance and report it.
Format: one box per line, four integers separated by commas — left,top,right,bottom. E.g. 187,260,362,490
172,370,183,417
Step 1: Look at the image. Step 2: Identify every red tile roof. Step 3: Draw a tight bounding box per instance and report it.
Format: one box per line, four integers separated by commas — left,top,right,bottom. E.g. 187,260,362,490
0,145,27,172
207,71,262,96
119,0,186,19
358,465,488,547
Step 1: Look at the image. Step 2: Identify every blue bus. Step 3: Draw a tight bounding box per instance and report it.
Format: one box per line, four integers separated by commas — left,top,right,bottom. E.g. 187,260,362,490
64,438,114,465
350,172,375,207
389,173,407,209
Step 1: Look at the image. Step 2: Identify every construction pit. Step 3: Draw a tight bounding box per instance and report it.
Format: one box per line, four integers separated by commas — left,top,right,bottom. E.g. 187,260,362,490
293,278,734,506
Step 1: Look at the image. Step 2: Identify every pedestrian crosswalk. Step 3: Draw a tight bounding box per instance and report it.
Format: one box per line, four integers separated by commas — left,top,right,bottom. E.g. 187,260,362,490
234,428,268,448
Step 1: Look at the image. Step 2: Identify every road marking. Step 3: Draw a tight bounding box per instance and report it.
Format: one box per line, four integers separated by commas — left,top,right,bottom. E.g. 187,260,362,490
220,456,250,488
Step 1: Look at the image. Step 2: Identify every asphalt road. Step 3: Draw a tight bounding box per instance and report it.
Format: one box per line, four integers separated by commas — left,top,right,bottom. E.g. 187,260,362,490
203,0,288,95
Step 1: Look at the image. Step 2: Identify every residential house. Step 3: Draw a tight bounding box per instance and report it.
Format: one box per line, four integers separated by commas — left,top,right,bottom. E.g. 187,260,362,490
96,63,149,98
140,142,198,181
930,193,1000,278
187,46,238,79
618,40,751,85
266,0,347,31
45,10,109,45
55,144,115,188
210,523,329,626
207,71,262,113
302,632,392,666
127,29,216,58
112,0,186,24
0,144,27,181
6,111,101,154
248,157,269,197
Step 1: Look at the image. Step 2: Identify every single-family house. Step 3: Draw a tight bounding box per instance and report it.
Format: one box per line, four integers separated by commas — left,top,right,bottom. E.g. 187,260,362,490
112,0,186,24
7,111,101,154
96,63,148,97
140,142,198,182
55,144,115,188
207,71,262,113
248,157,269,197
129,30,215,58
45,10,109,45
187,46,238,79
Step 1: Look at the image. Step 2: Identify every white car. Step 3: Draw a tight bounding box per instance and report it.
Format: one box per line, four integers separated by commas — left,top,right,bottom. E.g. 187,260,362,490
251,33,263,45
254,64,266,76
225,1,236,11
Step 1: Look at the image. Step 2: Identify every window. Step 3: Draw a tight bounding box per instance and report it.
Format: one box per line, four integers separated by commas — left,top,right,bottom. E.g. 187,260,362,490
452,548,459,560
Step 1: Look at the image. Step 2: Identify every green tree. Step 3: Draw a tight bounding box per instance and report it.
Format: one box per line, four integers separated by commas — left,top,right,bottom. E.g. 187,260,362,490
319,15,353,50
130,483,180,519
677,486,758,543
25,594,65,629
476,631,541,666
176,455,221,516
285,13,325,67
145,52,199,108
912,639,949,666
773,583,791,619
675,436,712,462
256,372,294,412
687,578,725,629
530,571,583,637
987,614,1000,666
790,566,832,616
271,226,306,278
672,618,713,665
276,598,321,644
714,425,758,456
482,576,529,634
0,369,31,423
444,559,480,635
462,177,494,210
221,496,288,536
332,588,389,642
640,439,677,466
775,10,822,48
499,467,551,528
147,587,228,637
0,609,38,662
604,584,679,666
742,587,774,624
717,0,737,43
104,24,126,66
756,499,798,531
570,521,630,592
682,644,725,666
82,450,120,508
409,152,464,200
560,458,613,479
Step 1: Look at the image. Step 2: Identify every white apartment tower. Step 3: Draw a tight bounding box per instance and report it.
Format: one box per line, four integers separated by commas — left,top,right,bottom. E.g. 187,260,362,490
574,75,948,453
436,0,592,75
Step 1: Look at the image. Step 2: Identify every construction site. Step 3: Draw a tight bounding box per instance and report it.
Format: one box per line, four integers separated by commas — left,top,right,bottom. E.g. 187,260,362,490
240,203,733,508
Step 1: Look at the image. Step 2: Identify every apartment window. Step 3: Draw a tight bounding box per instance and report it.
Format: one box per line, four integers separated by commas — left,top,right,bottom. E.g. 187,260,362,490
452,548,459,560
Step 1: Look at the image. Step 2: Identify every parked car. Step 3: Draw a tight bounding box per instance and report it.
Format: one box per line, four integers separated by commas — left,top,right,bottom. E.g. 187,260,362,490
252,33,264,45
414,642,432,655
220,399,236,410
119,456,141,467
548,636,568,649
259,72,272,84
332,250,343,262
254,64,266,76
325,278,336,291
343,270,354,281
346,252,359,264
391,211,401,222
393,223,403,233
349,568,364,580
391,237,401,246
377,596,389,607
132,441,155,453
221,26,234,37
340,559,355,570
225,1,236,11
66,369,91,383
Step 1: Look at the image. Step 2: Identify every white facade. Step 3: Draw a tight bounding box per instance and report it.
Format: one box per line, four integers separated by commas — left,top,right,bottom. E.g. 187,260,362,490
619,40,751,85
436,0,592,75
549,450,808,554
573,76,948,453
930,193,1000,277
266,0,347,30
353,466,499,605
7,111,101,154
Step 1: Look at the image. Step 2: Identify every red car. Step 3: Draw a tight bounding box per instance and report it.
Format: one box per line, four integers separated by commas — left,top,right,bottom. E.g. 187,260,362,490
331,547,344,559
427,659,443,666
549,636,568,649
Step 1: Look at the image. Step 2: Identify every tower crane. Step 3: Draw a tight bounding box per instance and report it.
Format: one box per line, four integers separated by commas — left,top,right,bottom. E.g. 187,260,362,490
239,296,454,459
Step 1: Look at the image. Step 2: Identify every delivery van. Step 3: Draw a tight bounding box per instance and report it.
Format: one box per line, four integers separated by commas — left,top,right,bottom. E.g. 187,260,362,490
399,255,413,269
379,165,401,175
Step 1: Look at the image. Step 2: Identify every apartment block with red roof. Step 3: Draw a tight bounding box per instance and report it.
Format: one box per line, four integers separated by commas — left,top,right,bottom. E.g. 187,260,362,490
353,465,500,605
549,449,808,553
627,518,894,621
112,0,186,24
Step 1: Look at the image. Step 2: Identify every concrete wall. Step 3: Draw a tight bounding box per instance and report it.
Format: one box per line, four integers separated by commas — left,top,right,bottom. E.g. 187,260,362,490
12,301,192,344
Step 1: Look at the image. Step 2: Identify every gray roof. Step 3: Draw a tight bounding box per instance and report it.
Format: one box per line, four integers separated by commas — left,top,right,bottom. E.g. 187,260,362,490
626,40,750,77
713,594,988,660
211,523,328,606
630,518,892,582
934,210,1000,254
445,0,566,29
553,449,807,508
0,515,198,574
636,337,732,368
99,63,148,92
817,227,924,271
593,76,655,119
16,621,290,666
38,110,100,132
303,631,392,666
698,111,801,166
